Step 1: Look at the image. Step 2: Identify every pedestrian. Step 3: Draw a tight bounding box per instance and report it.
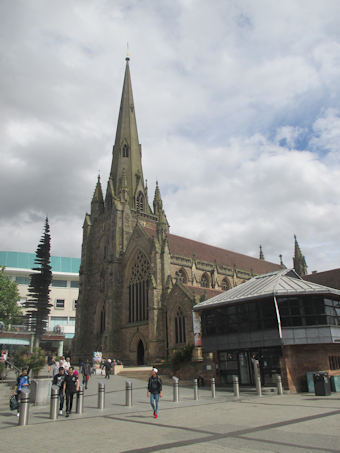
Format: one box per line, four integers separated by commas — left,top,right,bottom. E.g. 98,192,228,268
52,366,66,415
104,359,112,379
47,354,53,374
147,368,162,418
63,356,71,374
52,359,60,377
81,359,91,389
12,367,30,417
63,367,79,417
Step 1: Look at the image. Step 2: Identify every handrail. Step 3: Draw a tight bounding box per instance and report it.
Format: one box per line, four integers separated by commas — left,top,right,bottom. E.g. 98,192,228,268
6,359,21,375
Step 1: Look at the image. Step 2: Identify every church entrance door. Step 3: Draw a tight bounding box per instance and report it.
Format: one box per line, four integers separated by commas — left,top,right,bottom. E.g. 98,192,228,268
137,340,144,365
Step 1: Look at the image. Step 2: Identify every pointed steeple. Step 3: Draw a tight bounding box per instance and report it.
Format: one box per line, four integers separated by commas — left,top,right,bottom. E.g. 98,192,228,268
153,181,163,216
259,245,264,260
109,57,148,212
153,182,169,240
293,235,308,276
91,175,104,218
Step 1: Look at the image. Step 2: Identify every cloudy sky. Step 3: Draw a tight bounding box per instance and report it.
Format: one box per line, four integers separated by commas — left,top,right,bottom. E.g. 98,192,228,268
1,0,340,273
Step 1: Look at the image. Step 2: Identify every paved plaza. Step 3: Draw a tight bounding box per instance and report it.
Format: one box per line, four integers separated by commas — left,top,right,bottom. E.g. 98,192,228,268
0,369,339,453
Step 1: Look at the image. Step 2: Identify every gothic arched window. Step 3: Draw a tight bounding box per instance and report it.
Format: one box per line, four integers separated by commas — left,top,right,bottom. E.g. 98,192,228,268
136,192,145,211
122,143,129,157
221,277,231,291
176,268,188,284
128,250,150,323
175,307,186,344
201,272,210,288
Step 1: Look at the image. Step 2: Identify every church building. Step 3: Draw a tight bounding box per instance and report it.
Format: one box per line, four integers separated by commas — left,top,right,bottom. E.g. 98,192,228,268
73,57,283,365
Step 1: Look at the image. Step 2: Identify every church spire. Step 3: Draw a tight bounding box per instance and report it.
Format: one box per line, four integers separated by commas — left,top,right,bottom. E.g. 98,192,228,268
293,235,308,276
259,245,264,260
109,57,148,212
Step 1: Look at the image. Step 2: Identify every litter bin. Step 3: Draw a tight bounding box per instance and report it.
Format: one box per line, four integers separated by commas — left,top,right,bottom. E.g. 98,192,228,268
313,372,331,396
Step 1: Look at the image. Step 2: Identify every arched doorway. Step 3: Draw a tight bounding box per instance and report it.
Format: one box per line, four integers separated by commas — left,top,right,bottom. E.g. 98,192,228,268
137,339,144,365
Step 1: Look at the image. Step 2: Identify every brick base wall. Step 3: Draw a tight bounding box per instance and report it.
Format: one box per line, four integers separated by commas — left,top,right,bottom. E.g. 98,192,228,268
282,343,340,392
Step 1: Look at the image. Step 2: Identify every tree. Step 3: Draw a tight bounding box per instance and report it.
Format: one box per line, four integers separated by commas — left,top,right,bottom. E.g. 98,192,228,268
0,267,22,327
25,217,52,346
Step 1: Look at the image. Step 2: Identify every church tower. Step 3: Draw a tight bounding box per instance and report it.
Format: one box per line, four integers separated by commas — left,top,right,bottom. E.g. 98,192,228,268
73,56,285,365
74,57,170,364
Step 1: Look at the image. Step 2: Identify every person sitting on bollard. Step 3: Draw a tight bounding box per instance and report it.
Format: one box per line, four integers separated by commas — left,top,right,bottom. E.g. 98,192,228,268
147,368,162,419
53,366,66,416
12,367,30,417
63,367,79,417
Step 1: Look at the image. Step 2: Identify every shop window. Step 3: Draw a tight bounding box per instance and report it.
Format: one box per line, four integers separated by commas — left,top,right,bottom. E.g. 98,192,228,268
70,281,79,288
329,356,340,370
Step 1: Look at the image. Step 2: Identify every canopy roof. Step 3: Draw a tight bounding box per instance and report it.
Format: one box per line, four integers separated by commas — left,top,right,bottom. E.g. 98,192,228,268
194,269,340,311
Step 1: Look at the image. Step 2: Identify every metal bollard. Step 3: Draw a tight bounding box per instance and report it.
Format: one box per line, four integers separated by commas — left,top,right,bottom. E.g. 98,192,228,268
173,376,179,402
193,378,199,400
125,380,132,407
98,381,105,409
277,375,283,395
256,375,262,397
233,375,240,399
18,389,30,426
211,377,216,398
76,385,84,414
50,385,59,420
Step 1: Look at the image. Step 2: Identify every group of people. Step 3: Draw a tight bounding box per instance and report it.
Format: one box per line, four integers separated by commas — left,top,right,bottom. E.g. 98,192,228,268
13,352,164,420
52,356,98,417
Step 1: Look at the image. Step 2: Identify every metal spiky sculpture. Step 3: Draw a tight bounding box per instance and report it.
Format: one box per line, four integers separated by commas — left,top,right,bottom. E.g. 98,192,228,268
25,217,52,346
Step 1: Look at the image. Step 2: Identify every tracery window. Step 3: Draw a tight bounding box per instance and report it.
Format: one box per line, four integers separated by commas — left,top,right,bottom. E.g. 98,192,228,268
128,250,150,323
201,272,210,288
136,192,145,211
176,268,188,284
175,307,186,344
221,278,231,291
122,143,129,157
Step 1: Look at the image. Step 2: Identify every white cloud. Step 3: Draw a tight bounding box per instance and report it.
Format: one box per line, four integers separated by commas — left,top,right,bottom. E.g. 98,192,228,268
1,0,340,272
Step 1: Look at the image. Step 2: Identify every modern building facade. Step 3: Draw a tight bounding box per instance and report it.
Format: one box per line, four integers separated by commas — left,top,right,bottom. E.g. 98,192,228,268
194,269,340,392
0,251,80,340
73,57,283,365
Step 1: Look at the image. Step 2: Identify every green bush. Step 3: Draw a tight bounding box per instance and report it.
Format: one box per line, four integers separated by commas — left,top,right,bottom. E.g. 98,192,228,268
171,344,194,371
13,346,46,377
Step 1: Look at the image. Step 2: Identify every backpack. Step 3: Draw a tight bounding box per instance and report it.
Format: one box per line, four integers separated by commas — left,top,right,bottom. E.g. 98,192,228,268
10,395,18,411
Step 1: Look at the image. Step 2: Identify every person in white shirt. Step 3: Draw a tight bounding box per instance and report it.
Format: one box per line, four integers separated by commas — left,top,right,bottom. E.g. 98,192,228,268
63,357,71,373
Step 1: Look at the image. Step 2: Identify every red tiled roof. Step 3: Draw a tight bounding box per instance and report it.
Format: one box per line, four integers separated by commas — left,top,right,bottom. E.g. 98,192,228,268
304,268,340,290
183,284,223,299
144,227,282,275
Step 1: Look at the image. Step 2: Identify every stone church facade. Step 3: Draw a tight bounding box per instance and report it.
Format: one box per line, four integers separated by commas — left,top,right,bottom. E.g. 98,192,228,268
73,57,283,365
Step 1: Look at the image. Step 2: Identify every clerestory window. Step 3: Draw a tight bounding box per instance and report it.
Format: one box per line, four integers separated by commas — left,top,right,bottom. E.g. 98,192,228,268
201,272,210,288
